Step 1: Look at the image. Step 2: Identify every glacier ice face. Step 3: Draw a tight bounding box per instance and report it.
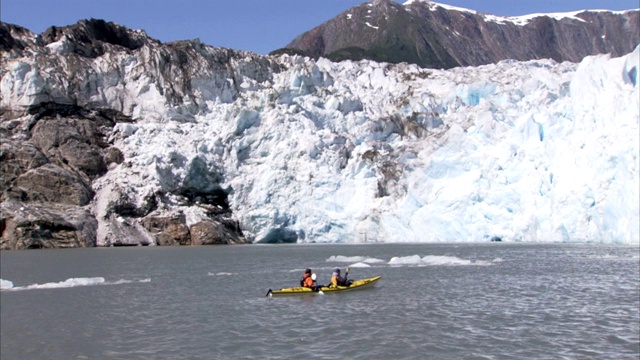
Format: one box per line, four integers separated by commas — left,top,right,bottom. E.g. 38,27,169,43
217,48,638,244
2,30,638,244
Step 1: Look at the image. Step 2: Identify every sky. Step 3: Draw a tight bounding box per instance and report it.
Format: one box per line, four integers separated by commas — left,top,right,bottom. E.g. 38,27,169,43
1,0,638,55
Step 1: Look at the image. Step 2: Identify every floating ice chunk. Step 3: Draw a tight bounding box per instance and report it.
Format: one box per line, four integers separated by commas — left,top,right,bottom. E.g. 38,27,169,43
0,279,14,290
388,255,422,265
420,255,473,265
422,255,494,266
363,257,386,264
388,255,494,266
0,277,151,291
19,277,105,290
349,262,371,268
109,278,151,285
326,255,369,263
326,256,386,267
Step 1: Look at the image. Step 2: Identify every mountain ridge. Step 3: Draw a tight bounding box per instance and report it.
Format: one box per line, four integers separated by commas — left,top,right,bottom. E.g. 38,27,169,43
276,0,639,68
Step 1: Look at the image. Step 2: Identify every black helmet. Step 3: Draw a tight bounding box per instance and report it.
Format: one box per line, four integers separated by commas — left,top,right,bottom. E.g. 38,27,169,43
305,268,312,274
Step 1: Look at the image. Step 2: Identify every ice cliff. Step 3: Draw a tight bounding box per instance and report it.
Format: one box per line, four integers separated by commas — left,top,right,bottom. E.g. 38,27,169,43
1,20,638,247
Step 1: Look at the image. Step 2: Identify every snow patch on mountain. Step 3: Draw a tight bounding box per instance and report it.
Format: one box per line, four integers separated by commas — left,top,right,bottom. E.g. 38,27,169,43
404,0,636,26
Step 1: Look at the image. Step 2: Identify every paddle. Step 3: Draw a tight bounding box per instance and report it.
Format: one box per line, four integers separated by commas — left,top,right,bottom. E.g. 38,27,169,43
312,273,325,294
345,267,350,286
302,272,326,294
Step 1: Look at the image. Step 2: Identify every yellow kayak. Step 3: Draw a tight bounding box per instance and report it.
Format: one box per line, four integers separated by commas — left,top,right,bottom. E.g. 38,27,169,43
266,276,381,297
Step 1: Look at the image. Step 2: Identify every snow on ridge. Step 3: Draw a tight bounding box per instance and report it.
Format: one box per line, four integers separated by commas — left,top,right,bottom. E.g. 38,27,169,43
485,12,584,26
498,9,636,26
403,0,636,26
365,22,380,30
403,0,477,14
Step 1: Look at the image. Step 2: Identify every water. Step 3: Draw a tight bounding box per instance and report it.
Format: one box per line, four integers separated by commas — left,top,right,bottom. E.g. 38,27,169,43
1,243,638,360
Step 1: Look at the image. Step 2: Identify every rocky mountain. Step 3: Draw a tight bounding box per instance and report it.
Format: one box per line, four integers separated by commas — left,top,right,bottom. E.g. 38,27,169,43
277,0,640,69
0,19,279,248
1,13,638,249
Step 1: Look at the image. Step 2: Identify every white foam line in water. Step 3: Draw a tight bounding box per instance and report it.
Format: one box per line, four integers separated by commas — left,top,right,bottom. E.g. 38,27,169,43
0,277,151,291
590,254,640,261
207,272,237,276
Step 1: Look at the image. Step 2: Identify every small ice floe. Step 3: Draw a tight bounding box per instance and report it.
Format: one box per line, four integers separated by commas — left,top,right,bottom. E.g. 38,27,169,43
326,255,385,264
0,277,151,291
388,255,495,266
0,279,14,290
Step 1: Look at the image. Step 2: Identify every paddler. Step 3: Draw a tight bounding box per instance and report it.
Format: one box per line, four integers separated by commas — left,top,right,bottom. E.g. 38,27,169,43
300,268,315,288
329,268,348,287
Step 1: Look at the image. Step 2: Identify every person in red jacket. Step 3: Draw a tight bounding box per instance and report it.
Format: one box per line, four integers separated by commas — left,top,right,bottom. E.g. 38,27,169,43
300,269,315,288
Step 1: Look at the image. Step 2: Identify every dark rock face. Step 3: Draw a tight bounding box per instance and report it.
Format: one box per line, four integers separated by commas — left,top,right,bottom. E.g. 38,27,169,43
39,19,150,58
1,104,118,210
13,164,94,206
0,105,119,249
190,220,246,245
0,199,98,249
141,214,191,246
0,20,259,249
0,142,49,192
0,23,33,53
30,118,109,179
280,0,640,69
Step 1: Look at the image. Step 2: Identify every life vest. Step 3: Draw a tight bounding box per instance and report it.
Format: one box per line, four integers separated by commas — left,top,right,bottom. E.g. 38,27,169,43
302,273,314,288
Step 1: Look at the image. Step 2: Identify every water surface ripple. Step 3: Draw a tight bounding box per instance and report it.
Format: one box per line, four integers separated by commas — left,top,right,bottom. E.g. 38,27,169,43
1,243,638,359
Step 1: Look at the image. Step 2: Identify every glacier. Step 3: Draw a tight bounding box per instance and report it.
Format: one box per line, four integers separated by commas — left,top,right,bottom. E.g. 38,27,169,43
2,30,638,244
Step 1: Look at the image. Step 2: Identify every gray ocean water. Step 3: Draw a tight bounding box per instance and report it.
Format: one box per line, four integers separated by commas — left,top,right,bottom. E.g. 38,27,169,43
1,243,639,360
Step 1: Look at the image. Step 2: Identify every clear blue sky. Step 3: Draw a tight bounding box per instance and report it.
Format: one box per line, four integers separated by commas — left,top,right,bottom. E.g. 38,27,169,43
1,0,638,54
